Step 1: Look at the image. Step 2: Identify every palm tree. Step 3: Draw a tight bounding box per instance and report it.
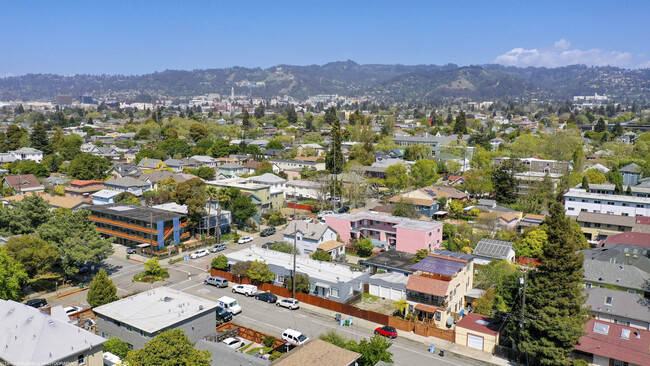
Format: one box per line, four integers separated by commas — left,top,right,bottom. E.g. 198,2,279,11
393,299,408,318
206,186,219,238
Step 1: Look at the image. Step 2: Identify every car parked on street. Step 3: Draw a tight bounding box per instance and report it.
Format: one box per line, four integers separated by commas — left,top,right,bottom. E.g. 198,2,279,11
232,284,258,296
238,236,253,244
374,326,398,339
276,298,300,310
126,247,137,254
260,227,276,237
254,292,277,303
190,249,210,259
215,306,232,324
338,206,350,214
204,276,228,288
221,337,246,349
282,329,309,346
25,298,48,308
64,306,83,314
210,243,227,252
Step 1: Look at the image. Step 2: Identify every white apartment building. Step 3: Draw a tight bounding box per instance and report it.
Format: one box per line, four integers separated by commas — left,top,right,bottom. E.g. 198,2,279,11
564,188,650,218
286,180,323,201
9,147,43,163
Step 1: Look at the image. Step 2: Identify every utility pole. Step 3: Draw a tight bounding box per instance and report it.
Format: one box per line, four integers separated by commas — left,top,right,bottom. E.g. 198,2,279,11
518,268,528,362
292,187,297,299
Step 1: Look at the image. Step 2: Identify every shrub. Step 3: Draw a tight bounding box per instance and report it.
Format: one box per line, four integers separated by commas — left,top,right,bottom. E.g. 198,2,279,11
263,335,276,348
355,238,374,257
211,255,228,270
269,351,283,361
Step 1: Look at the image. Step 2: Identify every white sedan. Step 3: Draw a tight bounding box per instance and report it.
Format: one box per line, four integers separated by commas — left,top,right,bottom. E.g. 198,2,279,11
221,337,246,349
64,306,83,314
238,236,253,244
190,249,210,259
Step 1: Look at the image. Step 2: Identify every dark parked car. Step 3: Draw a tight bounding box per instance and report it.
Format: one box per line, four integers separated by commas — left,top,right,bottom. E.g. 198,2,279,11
338,206,350,214
126,247,137,254
25,298,48,308
260,227,276,237
216,306,233,324
254,292,278,303
78,265,89,274
374,326,398,339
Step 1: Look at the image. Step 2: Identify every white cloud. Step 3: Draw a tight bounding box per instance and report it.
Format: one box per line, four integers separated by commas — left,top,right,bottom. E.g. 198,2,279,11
494,39,644,68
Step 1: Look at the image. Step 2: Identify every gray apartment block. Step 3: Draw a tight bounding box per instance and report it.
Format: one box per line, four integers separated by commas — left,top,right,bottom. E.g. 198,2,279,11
94,287,218,350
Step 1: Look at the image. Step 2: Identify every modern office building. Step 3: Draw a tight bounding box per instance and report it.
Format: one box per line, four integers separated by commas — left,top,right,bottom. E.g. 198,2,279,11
564,188,650,218
87,203,189,249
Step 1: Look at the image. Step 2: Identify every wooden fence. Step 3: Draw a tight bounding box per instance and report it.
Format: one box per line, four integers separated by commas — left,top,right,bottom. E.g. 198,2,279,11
214,322,285,348
211,268,455,342
287,202,314,212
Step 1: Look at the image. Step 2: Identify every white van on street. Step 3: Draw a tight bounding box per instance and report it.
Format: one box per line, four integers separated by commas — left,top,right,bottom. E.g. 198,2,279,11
217,296,242,315
282,328,309,346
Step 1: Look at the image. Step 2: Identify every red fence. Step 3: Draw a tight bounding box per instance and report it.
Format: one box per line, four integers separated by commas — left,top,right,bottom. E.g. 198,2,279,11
211,268,455,341
287,202,314,212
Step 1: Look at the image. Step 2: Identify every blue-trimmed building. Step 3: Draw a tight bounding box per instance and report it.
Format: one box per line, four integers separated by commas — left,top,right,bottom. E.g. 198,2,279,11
88,203,189,249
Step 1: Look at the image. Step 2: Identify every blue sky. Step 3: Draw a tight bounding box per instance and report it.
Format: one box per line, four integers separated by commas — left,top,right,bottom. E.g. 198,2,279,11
1,0,649,75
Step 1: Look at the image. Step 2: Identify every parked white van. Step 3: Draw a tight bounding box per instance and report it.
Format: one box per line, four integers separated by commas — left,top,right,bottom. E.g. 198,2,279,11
217,296,242,315
282,328,309,346
232,284,258,296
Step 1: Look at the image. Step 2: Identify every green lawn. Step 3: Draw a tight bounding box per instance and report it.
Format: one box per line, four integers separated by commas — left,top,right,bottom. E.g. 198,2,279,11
239,342,253,352
247,346,272,355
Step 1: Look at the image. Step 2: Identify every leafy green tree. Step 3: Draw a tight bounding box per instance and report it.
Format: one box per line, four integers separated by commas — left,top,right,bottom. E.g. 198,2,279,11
57,133,84,161
7,160,49,178
231,261,252,279
189,123,209,142
67,153,111,180
135,148,168,164
452,110,467,135
189,167,215,180
247,260,275,283
286,107,298,124
123,329,211,366
144,257,168,277
255,160,275,175
585,168,606,184
37,209,114,277
0,194,52,235
514,228,547,258
392,200,420,219
158,138,191,158
353,335,394,366
0,250,28,301
242,109,251,129
211,255,228,270
4,234,58,277
284,273,310,293
266,139,284,150
475,260,521,310
326,113,344,174
512,203,588,365
87,268,119,307
594,117,606,133
29,121,51,154
581,175,589,189
411,249,429,263
472,287,506,315
115,192,140,205
103,337,130,359
304,113,314,131
404,144,428,161
310,250,332,262
410,159,438,188
384,163,410,193
174,178,207,229
355,238,375,257
254,104,265,119
0,132,8,153
6,124,27,150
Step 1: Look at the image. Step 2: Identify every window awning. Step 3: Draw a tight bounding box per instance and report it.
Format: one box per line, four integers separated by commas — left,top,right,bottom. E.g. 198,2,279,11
414,303,439,313
136,243,151,248
314,282,330,289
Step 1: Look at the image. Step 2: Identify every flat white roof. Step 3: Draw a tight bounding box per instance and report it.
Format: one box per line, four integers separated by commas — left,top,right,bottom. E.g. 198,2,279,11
227,245,365,283
565,188,650,205
92,189,121,198
93,287,218,333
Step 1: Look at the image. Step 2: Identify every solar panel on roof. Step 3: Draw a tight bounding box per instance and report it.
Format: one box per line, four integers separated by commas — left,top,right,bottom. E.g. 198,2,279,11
410,256,465,276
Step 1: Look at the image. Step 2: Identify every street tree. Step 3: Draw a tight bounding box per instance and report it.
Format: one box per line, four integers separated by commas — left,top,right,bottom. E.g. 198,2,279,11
0,250,28,301
123,329,211,366
284,273,310,293
384,163,410,193
87,268,119,307
247,260,275,283
4,234,58,277
512,203,588,365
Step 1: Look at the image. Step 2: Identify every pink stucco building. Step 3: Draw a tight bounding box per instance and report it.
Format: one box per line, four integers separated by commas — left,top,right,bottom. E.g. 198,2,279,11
325,212,443,254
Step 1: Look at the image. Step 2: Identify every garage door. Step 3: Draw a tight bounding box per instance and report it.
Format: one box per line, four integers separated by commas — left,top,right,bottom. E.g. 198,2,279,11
467,333,484,351
369,284,379,297
379,286,390,298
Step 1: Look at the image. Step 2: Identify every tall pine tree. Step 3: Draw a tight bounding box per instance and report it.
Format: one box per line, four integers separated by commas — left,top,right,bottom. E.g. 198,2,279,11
87,268,118,307
30,121,51,154
326,112,344,174
453,110,467,135
512,203,587,365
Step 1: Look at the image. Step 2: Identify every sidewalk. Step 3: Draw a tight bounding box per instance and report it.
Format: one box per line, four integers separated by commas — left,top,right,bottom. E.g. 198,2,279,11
298,301,511,366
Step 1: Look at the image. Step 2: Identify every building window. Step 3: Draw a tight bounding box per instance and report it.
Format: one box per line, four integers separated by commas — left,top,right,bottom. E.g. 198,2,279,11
331,288,340,298
435,311,441,321
585,283,592,288
78,354,86,365
605,297,613,305
277,275,285,283
607,202,615,205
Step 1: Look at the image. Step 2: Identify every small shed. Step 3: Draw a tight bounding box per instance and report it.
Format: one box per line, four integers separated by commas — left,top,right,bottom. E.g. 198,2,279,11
455,313,504,353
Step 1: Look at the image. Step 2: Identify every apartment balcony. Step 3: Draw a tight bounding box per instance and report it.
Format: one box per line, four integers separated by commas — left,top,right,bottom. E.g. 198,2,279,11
406,292,447,308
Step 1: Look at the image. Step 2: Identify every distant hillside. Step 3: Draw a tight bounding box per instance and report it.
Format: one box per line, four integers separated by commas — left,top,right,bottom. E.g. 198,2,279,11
1,61,649,102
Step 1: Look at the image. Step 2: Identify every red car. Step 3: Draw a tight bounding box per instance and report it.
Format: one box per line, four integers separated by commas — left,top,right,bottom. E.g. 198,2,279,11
374,326,398,339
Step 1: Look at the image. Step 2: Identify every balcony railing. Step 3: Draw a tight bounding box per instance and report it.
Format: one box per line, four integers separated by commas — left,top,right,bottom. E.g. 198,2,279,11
406,293,447,308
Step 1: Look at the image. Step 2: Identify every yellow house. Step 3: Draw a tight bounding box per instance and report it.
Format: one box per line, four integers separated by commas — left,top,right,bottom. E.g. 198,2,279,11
454,313,503,353
137,158,169,173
